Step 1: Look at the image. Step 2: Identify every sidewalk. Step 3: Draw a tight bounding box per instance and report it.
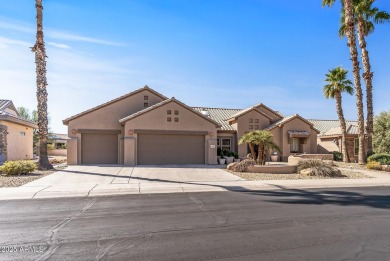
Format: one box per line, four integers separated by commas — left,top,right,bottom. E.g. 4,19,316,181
1,167,389,200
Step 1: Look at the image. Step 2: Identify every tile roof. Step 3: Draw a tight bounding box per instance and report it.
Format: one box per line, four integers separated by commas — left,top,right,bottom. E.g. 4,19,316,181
225,102,282,121
192,107,241,131
48,133,69,140
0,100,11,111
287,130,310,136
308,119,360,135
265,115,296,130
0,111,38,128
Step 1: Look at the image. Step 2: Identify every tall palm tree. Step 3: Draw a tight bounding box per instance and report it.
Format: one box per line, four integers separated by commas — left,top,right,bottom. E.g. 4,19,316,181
32,0,52,170
323,67,354,163
238,132,256,160
323,0,366,164
339,0,390,156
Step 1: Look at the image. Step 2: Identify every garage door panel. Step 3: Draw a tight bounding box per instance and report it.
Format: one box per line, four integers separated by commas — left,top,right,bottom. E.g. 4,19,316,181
137,134,205,165
82,133,118,164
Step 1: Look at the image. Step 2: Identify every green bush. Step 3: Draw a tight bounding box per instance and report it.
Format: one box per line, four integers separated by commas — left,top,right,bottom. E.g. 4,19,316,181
297,159,341,177
47,144,55,150
367,153,390,165
332,151,343,162
0,160,37,176
366,161,382,170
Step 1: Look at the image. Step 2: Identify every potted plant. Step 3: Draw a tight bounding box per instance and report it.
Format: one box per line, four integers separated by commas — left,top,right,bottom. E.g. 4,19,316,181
271,152,279,162
233,153,241,162
225,150,234,164
218,150,226,164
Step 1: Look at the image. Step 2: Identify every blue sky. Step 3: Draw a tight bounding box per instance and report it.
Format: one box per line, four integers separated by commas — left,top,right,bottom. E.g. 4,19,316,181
1,0,389,133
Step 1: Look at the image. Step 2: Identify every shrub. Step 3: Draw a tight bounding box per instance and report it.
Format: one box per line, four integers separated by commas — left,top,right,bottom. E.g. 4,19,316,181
47,143,55,150
297,159,341,177
366,161,382,170
332,151,343,162
0,160,37,176
367,153,390,165
232,159,255,172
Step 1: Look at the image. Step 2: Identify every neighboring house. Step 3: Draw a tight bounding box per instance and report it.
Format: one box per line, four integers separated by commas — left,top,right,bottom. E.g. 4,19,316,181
0,100,37,164
48,133,69,149
309,119,367,162
63,86,320,165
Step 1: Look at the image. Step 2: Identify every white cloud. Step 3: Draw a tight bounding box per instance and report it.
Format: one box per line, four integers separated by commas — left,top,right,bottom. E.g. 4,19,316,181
47,42,71,49
0,19,123,47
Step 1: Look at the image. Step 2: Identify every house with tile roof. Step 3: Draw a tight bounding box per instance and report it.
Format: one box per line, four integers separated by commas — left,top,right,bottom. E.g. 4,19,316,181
308,119,367,162
63,86,320,165
0,100,38,164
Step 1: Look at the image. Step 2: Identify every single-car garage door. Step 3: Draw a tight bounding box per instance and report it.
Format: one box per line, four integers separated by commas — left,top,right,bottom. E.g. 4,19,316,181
137,134,205,165
81,133,118,164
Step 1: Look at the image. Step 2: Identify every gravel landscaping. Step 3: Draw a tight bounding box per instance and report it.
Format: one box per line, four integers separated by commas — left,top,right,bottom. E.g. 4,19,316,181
0,167,64,187
228,169,371,181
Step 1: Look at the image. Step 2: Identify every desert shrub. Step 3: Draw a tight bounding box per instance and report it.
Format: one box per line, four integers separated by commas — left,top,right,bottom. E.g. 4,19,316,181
232,159,255,172
366,161,382,170
367,153,390,165
0,160,37,176
332,151,343,162
47,143,55,150
297,159,341,177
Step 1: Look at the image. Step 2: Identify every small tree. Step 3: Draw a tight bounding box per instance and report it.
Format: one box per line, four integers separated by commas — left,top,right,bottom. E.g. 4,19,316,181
238,132,256,160
373,110,390,153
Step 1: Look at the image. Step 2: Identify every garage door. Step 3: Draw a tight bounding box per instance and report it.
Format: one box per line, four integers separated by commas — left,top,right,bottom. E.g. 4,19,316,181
81,133,118,164
137,134,205,165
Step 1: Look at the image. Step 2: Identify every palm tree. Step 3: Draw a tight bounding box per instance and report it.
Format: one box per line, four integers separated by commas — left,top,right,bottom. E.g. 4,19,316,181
323,0,366,164
32,0,52,170
238,132,256,160
323,67,354,163
338,0,390,156
239,131,281,165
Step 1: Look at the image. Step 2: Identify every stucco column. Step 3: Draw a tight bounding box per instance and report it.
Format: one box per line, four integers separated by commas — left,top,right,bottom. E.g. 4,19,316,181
124,137,136,166
0,125,7,162
67,137,78,165
207,138,218,165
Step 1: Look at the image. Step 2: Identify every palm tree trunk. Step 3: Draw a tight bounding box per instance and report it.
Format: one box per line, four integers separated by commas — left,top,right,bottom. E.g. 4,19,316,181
357,16,374,156
343,0,366,164
32,0,52,170
249,143,256,161
257,144,264,165
335,92,350,163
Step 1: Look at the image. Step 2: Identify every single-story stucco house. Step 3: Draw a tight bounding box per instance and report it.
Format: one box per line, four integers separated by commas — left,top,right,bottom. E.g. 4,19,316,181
63,86,321,165
309,119,367,162
0,100,37,164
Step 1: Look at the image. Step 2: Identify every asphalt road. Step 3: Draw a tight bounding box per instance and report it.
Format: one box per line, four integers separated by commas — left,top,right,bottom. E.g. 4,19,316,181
1,187,390,261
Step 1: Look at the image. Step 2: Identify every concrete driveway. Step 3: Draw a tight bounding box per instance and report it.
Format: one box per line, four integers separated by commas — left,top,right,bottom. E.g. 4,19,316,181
25,165,242,186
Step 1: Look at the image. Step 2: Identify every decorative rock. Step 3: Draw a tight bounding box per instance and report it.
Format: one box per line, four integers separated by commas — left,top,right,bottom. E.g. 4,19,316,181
227,162,238,170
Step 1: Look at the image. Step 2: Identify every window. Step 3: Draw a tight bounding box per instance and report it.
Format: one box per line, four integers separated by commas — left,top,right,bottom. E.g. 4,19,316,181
144,95,148,100
167,110,171,115
217,138,231,151
174,110,179,115
144,102,148,107
354,138,359,156
254,119,259,123
291,138,300,153
174,117,179,122
20,131,26,136
254,125,259,130
167,117,171,122
249,118,253,123
249,125,253,130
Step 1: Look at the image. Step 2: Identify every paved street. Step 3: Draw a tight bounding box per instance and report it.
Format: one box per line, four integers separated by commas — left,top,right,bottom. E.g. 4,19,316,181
1,186,390,260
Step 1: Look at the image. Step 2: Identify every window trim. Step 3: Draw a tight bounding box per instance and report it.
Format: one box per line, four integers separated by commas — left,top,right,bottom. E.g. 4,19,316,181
217,137,232,152
354,138,359,156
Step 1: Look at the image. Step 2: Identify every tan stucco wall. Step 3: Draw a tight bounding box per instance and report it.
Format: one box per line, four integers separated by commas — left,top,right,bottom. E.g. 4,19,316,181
257,106,283,123
123,101,218,165
0,120,34,161
236,110,271,157
317,137,341,154
66,89,164,164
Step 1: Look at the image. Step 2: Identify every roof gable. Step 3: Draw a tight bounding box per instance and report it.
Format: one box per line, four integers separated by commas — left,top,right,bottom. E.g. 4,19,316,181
63,85,167,124
0,100,19,116
226,104,275,122
120,98,222,127
266,114,320,133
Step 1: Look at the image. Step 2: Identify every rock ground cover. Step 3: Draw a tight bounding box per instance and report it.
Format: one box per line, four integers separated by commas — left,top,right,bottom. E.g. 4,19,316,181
0,166,65,187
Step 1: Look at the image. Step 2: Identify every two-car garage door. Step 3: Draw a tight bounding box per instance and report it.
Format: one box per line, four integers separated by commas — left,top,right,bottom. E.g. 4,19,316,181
80,133,205,165
137,134,205,165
